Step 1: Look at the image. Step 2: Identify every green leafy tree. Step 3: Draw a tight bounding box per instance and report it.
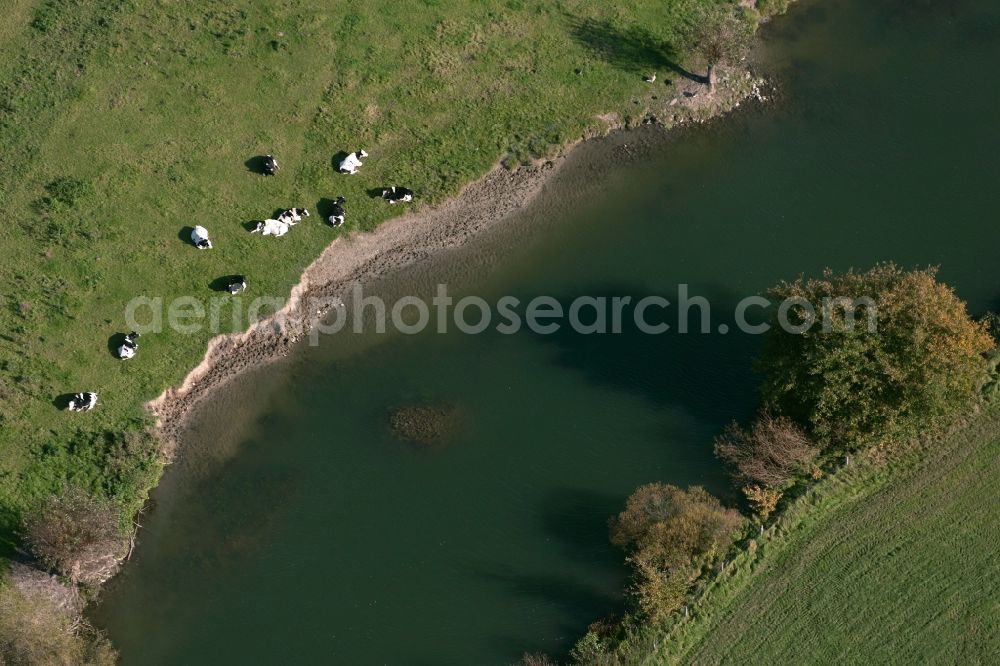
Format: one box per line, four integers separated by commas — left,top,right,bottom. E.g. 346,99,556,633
758,264,994,449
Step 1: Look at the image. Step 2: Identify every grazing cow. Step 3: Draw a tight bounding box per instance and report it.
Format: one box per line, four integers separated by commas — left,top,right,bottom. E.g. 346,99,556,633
228,275,247,295
263,154,279,175
118,331,140,360
68,392,98,412
338,149,368,174
251,219,290,237
327,196,346,227
191,225,213,249
381,186,414,204
277,207,310,226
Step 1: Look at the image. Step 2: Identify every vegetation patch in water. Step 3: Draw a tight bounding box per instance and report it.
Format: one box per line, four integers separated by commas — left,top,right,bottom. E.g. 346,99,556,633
388,404,461,446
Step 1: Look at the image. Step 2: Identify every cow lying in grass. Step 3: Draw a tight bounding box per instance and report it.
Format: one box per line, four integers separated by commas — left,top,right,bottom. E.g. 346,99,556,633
328,196,346,227
228,275,247,295
118,331,140,360
251,219,290,237
278,207,309,225
191,225,213,249
263,154,278,175
338,149,368,174
252,208,309,237
68,392,97,412
381,186,414,204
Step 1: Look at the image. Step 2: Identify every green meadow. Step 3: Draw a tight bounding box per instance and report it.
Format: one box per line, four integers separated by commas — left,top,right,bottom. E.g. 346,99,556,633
637,409,1000,664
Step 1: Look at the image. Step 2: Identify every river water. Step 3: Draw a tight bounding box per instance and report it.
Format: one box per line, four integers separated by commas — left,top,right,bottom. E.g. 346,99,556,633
93,0,1000,663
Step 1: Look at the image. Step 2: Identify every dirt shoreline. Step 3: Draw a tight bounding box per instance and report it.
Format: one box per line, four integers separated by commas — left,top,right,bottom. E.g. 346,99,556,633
147,66,768,446
147,157,566,443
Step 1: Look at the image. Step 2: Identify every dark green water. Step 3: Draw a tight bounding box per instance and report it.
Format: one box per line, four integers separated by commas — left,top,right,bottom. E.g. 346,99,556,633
93,0,1000,663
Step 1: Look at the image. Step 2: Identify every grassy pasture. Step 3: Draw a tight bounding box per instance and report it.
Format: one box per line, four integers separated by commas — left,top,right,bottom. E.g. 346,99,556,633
639,410,1000,664
0,0,739,551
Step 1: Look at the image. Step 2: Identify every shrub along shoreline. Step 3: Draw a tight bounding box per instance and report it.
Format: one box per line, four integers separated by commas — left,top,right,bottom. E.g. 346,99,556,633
544,264,999,665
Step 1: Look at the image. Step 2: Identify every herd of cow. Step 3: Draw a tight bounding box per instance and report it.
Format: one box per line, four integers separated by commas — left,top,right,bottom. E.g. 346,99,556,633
66,149,413,412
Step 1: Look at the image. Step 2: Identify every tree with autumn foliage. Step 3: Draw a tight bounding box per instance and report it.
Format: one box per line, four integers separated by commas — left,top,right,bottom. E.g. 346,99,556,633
758,264,995,450
610,484,742,621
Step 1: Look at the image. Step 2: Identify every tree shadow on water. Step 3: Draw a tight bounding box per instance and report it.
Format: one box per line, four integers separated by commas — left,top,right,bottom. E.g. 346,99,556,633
523,284,764,428
456,490,632,661
469,562,621,656
539,488,624,570
568,17,702,82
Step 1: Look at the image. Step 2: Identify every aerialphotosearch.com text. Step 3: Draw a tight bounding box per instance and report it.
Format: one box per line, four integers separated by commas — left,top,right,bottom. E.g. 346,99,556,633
124,283,878,344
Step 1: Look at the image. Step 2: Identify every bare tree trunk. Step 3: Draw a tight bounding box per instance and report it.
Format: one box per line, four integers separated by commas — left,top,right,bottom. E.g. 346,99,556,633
707,63,718,94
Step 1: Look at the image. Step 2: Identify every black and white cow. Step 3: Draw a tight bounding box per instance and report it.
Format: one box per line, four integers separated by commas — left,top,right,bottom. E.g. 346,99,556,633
118,331,140,360
263,154,279,175
277,207,310,226
68,392,98,412
327,196,346,227
338,149,368,175
251,219,290,237
228,275,247,295
381,186,414,204
191,225,213,249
